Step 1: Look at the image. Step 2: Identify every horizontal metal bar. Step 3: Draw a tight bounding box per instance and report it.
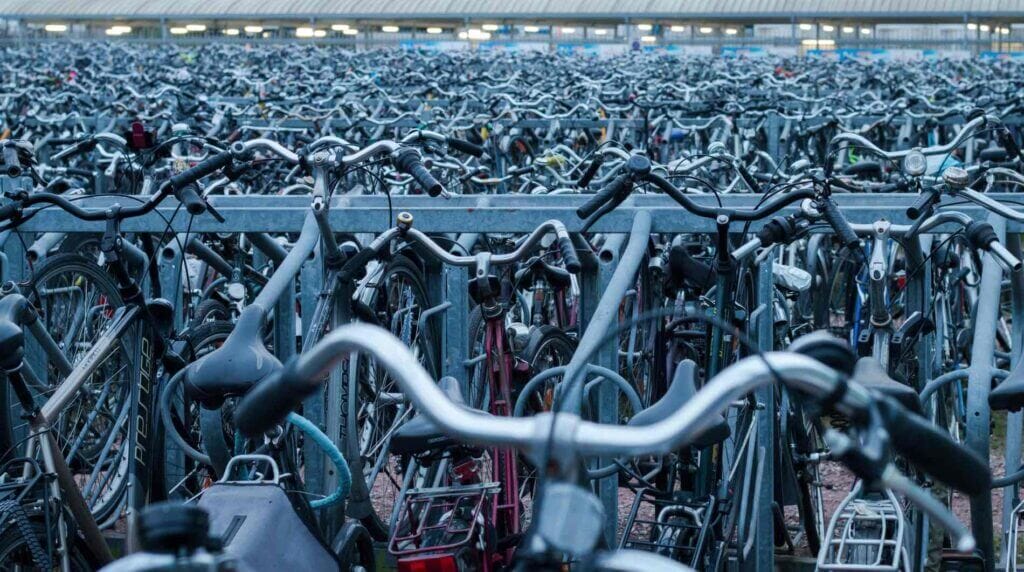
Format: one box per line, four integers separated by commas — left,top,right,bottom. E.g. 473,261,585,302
12,193,1023,234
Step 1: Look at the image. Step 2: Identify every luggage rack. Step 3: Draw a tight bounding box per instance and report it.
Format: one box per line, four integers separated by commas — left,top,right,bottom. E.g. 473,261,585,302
619,487,718,568
389,482,500,558
817,482,906,571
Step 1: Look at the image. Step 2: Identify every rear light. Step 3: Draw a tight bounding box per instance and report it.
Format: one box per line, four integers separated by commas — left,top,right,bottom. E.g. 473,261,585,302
397,554,460,572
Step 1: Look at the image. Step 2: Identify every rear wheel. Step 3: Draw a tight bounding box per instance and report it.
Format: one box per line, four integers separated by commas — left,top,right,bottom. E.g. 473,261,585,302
341,255,439,540
21,254,135,525
0,517,93,571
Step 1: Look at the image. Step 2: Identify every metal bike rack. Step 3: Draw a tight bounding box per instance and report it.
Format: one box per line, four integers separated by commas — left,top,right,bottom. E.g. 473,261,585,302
4,190,1023,572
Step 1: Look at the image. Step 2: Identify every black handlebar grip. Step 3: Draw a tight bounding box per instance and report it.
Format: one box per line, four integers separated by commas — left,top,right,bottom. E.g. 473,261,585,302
577,155,605,189
411,162,444,197
877,398,991,495
447,137,485,158
819,198,862,254
235,359,315,438
168,151,233,191
906,191,939,220
51,139,98,162
842,160,883,178
577,173,628,219
966,221,998,250
174,183,207,216
338,245,380,282
393,148,444,197
0,202,20,222
557,235,582,273
999,128,1022,160
2,146,21,178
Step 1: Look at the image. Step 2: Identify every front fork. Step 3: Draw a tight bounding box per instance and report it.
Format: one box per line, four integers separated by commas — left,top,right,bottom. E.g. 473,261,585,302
482,303,521,560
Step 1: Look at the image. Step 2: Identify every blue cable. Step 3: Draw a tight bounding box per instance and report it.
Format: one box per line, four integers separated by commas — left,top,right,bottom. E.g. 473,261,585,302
286,412,352,509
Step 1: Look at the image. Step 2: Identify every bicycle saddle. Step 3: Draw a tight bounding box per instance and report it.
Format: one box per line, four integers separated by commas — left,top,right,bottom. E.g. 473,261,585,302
184,306,282,408
989,361,1024,412
667,245,717,291
514,256,572,289
629,359,729,448
391,377,479,455
852,357,922,415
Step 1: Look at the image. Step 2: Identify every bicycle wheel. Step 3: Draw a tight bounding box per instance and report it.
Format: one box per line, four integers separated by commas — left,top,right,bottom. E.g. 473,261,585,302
342,254,439,539
784,398,827,555
515,325,575,527
161,320,234,500
0,517,93,571
20,253,136,525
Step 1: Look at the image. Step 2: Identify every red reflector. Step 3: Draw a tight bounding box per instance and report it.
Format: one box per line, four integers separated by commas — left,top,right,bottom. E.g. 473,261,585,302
397,554,459,572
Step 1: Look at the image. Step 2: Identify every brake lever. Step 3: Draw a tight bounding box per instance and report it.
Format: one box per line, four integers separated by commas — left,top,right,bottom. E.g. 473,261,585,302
880,465,975,553
204,197,226,223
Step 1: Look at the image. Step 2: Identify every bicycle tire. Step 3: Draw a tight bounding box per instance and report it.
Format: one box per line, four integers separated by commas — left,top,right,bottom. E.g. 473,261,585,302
20,252,135,525
342,254,439,540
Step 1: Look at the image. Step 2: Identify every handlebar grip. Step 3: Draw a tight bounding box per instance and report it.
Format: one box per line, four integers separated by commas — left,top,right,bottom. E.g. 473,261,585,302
410,162,444,197
338,245,380,282
2,147,21,178
168,151,233,191
557,234,582,273
393,148,444,197
0,202,20,222
906,191,939,220
577,155,605,189
877,398,991,495
173,183,207,216
819,198,862,254
235,360,315,438
966,221,1023,271
51,139,97,162
999,128,1022,160
447,137,485,158
577,173,627,219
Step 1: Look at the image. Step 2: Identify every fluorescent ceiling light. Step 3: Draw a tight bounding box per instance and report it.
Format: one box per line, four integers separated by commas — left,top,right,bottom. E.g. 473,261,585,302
482,24,499,31
699,26,713,34
426,27,443,34
670,25,686,32
637,24,652,31
592,28,608,35
343,28,358,35
523,25,540,33
244,25,263,33
382,25,400,33
223,28,239,35
640,35,656,42
799,23,812,31
169,27,189,35
185,24,206,32
44,24,67,32
561,27,576,34
860,28,872,35
724,28,737,35
296,27,315,37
